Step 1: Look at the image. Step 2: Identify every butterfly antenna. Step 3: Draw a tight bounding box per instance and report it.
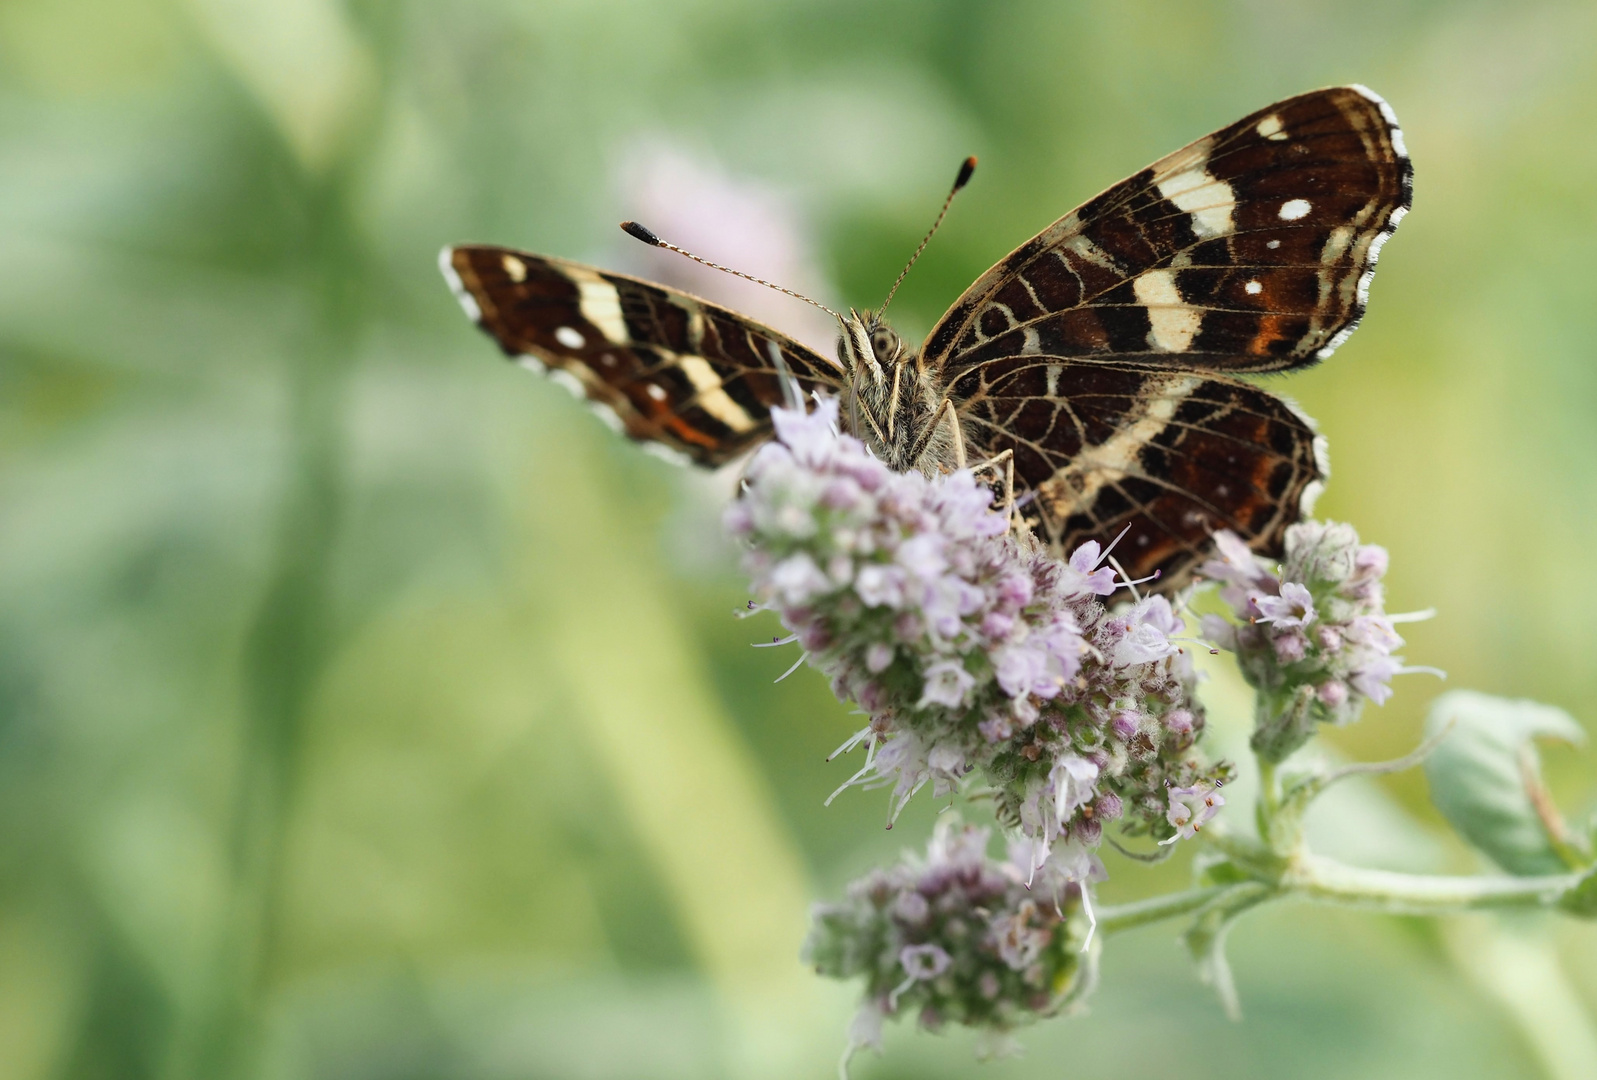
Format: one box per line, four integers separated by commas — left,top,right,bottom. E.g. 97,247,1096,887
878,155,976,319
619,221,842,321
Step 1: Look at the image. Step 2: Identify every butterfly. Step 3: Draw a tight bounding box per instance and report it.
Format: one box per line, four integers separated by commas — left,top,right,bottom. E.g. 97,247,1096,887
440,85,1410,591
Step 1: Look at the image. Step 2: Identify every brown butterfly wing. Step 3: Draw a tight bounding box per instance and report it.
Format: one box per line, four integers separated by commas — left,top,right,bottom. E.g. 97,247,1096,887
955,358,1326,585
928,86,1408,585
442,245,843,466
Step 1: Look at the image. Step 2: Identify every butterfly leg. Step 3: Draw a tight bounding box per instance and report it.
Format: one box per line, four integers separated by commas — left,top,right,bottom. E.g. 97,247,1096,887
905,396,965,472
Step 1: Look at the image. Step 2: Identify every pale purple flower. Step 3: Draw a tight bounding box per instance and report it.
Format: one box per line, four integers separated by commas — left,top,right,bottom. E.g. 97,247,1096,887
1254,581,1316,627
735,394,1219,850
1349,655,1402,705
1272,630,1309,663
805,822,1090,1047
892,890,931,925
1199,523,1440,761
1063,540,1118,597
1110,597,1183,666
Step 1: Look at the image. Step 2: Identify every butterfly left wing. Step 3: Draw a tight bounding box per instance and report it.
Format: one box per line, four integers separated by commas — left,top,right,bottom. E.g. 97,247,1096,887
442,245,843,466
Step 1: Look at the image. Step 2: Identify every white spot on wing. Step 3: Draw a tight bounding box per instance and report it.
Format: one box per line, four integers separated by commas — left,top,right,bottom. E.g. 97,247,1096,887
1279,199,1311,221
555,326,585,349
1244,280,1262,295
502,254,527,282
1155,140,1236,239
1133,269,1202,352
437,247,481,323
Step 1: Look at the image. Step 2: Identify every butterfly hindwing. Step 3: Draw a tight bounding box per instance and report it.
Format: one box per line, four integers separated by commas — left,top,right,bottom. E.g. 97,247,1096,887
956,357,1325,586
442,245,843,466
926,85,1411,377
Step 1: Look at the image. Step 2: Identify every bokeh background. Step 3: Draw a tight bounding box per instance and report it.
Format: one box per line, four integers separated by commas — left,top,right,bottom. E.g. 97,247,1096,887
4,1,1597,1078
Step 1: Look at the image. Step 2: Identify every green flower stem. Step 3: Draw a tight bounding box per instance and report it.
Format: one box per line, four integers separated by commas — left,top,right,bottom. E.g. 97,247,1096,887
1096,885,1238,935
1286,854,1581,914
1096,857,1582,938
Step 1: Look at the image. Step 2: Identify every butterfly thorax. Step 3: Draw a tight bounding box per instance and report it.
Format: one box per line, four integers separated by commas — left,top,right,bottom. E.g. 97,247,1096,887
836,309,961,475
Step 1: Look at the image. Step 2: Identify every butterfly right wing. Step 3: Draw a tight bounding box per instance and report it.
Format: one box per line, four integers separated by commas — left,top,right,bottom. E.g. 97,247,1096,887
441,245,844,467
924,86,1412,378
920,86,1407,586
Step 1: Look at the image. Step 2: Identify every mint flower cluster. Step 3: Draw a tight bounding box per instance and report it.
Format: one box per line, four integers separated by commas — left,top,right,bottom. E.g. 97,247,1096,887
803,822,1091,1062
723,399,1225,876
1198,522,1430,761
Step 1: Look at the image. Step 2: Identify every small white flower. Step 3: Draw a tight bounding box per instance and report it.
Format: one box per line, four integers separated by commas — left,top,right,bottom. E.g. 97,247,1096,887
896,534,948,580
768,552,832,604
919,660,976,709
1159,782,1226,843
854,563,906,608
899,942,952,980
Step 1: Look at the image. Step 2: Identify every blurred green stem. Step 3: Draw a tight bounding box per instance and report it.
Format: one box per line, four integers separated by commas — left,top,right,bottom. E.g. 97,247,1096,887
178,170,369,1080
1098,852,1583,939
1095,886,1232,935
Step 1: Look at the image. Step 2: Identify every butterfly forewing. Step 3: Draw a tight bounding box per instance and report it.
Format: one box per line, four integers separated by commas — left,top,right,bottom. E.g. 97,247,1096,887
442,245,843,466
925,85,1411,376
926,85,1408,586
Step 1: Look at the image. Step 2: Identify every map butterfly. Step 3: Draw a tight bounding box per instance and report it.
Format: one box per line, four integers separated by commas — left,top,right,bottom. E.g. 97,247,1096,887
440,85,1411,591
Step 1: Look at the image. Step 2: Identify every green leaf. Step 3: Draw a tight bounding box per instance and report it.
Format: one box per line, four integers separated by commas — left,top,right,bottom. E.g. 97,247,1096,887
1423,690,1587,876
1562,864,1597,919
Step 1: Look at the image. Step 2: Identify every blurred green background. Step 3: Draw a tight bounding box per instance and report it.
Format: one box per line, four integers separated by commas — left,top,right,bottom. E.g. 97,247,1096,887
3,1,1597,1077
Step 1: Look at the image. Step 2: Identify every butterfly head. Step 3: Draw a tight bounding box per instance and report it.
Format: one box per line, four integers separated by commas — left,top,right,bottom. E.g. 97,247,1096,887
836,308,910,384
832,307,953,473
